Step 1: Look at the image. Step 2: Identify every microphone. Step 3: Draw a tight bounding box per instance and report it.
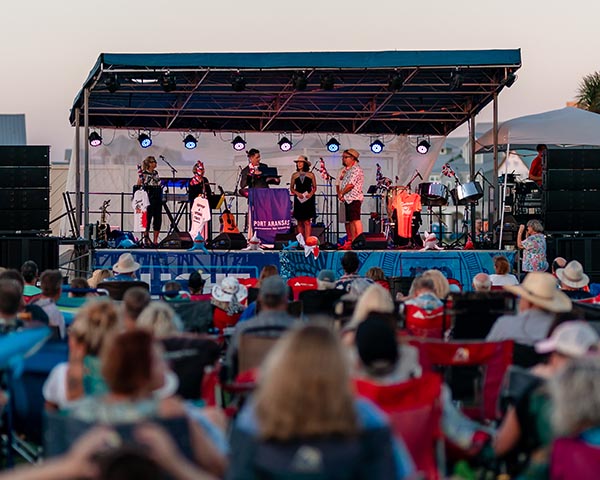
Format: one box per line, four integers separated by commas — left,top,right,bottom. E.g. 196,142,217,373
159,155,165,159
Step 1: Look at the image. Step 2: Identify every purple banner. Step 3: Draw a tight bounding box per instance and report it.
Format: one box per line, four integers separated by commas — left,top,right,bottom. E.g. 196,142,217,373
249,188,291,243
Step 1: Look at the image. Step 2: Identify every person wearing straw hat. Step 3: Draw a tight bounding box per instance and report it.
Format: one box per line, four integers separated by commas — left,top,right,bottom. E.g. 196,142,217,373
336,149,364,249
290,155,317,239
486,272,572,346
556,260,593,300
109,253,141,281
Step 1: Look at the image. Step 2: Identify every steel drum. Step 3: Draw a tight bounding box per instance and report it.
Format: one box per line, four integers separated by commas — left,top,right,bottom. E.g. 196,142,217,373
417,182,449,206
450,181,483,206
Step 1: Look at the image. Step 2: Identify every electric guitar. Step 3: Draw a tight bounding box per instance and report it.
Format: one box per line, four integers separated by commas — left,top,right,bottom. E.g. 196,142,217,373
218,187,239,234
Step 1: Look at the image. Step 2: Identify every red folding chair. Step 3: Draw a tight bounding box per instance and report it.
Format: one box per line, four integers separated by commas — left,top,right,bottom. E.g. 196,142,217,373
404,304,450,339
354,372,444,480
576,293,600,304
410,339,513,422
287,276,318,300
237,277,258,288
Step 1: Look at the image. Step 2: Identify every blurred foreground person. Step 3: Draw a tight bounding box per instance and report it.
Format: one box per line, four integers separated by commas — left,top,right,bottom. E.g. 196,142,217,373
227,324,414,479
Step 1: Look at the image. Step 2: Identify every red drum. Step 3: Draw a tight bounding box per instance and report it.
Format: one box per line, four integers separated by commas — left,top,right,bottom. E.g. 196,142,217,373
417,182,449,206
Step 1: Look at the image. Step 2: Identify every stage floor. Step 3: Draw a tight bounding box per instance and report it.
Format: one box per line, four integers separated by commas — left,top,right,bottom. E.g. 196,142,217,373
93,248,517,295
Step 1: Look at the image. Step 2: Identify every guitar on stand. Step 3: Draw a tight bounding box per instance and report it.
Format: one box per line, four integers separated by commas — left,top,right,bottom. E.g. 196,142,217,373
218,187,239,234
96,199,111,247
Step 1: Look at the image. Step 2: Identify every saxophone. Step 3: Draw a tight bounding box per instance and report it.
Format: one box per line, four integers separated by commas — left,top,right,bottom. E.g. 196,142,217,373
97,200,111,244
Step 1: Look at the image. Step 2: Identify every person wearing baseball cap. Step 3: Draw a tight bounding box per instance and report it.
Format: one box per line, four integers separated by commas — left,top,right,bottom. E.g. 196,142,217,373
336,149,364,249
487,272,572,346
556,260,593,300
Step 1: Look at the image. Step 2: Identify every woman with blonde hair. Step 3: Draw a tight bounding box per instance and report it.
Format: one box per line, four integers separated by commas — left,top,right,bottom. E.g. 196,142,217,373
87,269,112,289
228,324,414,479
137,301,183,338
343,283,395,342
43,299,121,410
411,269,450,299
137,155,163,246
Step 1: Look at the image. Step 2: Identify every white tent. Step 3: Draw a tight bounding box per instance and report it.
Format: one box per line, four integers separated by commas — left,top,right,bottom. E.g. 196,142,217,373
476,107,600,152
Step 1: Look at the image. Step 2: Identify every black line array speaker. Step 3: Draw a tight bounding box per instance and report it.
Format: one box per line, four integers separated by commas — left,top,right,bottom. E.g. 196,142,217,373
0,237,59,271
209,232,247,250
545,149,600,170
544,212,600,232
0,146,50,232
158,232,193,249
351,233,388,250
544,170,600,190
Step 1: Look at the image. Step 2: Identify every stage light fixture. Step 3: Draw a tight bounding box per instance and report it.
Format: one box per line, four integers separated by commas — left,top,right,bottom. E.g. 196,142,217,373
160,72,176,92
416,138,430,155
183,134,197,149
138,132,152,148
88,131,102,147
388,72,404,91
320,73,335,91
449,68,463,91
105,73,120,93
278,136,293,152
292,71,308,91
231,135,246,151
231,72,246,92
370,139,385,154
326,137,340,153
504,73,517,88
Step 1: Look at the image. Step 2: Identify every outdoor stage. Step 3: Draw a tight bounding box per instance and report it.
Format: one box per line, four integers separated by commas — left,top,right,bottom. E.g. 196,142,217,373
92,248,517,295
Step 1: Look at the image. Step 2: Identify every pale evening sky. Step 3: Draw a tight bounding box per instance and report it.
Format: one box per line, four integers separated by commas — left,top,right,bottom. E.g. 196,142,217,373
1,0,597,162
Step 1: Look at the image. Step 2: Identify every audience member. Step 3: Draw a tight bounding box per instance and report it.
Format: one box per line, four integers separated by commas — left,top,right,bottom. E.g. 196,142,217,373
556,260,593,300
343,283,396,342
418,269,450,299
228,325,414,479
486,272,571,346
240,265,279,322
404,275,443,312
68,277,90,298
137,301,183,337
88,268,112,288
366,266,390,290
494,322,599,477
161,281,191,302
316,269,337,290
490,255,519,287
122,287,151,331
336,251,368,292
43,299,121,410
225,275,296,381
211,276,247,331
550,257,567,277
472,273,492,292
20,260,41,304
108,253,141,281
0,278,23,330
66,330,226,477
517,219,548,275
33,270,65,339
188,270,210,301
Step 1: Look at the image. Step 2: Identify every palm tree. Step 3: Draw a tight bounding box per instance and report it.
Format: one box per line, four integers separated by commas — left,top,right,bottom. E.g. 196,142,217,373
576,72,600,113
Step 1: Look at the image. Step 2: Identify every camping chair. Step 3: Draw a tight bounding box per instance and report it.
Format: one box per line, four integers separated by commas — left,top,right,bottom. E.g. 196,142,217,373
550,437,600,479
96,280,149,301
404,304,450,339
354,372,444,480
170,300,213,333
410,339,514,422
287,276,318,300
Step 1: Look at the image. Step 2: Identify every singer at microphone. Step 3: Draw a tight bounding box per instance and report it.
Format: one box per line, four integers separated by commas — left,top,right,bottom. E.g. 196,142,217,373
136,155,163,246
290,155,317,238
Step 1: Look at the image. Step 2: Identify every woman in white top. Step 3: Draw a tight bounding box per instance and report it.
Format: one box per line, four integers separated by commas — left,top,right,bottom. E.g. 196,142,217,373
489,255,519,286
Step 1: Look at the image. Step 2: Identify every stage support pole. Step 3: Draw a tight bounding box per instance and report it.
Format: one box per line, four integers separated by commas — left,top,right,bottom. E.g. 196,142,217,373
74,109,81,235
469,115,476,242
492,93,499,227
83,88,90,229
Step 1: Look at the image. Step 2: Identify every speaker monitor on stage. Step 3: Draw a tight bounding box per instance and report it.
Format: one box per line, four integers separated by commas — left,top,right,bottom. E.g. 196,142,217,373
274,233,297,250
351,233,388,250
209,232,247,250
158,232,193,249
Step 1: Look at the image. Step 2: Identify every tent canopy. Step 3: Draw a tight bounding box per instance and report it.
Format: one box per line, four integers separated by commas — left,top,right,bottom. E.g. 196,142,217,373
70,49,521,136
476,107,600,152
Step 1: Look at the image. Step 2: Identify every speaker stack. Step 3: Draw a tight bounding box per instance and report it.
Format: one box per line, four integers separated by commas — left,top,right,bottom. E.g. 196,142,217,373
0,146,50,233
543,149,600,282
351,233,388,250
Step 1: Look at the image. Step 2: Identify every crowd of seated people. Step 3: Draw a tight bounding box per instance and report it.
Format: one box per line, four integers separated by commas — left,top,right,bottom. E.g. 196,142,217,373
1,249,600,480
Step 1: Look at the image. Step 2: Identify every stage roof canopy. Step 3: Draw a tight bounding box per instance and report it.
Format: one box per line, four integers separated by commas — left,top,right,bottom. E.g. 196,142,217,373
70,49,521,136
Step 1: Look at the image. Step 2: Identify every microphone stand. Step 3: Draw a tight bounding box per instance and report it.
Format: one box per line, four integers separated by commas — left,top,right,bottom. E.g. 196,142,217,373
475,170,494,245
159,155,178,213
406,170,423,191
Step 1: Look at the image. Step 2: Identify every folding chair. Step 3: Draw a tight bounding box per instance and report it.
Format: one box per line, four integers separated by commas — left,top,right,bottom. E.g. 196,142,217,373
96,280,149,301
550,437,600,479
287,276,318,300
354,372,444,480
404,304,449,339
410,339,514,422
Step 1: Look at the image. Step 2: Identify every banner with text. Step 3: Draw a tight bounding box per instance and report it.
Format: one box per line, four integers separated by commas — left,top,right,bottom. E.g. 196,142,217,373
250,188,291,243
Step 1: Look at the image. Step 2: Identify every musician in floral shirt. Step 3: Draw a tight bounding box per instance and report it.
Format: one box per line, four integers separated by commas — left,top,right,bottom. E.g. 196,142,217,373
336,149,364,248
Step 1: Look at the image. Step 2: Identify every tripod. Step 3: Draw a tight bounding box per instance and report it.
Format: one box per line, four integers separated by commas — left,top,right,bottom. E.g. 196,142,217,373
446,205,470,249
